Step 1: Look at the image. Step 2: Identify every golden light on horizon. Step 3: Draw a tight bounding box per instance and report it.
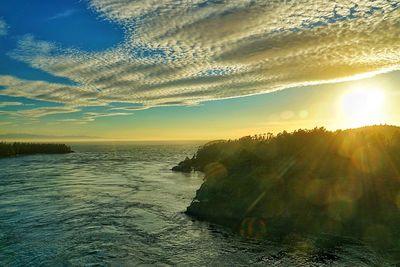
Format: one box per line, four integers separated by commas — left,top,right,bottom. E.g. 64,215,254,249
340,87,386,128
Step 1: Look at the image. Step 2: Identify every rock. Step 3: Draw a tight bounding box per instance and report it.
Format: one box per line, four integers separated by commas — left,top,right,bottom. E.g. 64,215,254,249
171,157,193,173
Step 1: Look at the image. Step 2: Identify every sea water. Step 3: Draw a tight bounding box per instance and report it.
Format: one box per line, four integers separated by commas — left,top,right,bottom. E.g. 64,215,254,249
0,143,396,266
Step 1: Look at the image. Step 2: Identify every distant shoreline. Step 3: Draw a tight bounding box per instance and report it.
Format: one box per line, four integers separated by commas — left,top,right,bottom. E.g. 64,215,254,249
0,142,73,158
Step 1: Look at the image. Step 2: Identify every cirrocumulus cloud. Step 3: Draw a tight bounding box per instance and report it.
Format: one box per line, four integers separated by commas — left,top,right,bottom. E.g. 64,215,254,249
0,18,8,36
1,0,400,119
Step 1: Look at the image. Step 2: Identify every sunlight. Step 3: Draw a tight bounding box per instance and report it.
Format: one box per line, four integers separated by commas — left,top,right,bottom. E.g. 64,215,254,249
340,87,386,128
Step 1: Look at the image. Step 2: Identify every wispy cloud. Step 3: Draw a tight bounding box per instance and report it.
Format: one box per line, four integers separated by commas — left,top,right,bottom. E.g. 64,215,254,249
48,9,76,20
59,111,131,124
18,106,80,117
0,101,23,107
0,121,12,126
0,74,102,106
0,133,99,140
2,0,400,120
0,106,80,118
0,18,8,36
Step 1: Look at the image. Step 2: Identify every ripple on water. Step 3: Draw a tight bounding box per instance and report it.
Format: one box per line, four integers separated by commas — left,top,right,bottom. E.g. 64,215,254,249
0,144,397,266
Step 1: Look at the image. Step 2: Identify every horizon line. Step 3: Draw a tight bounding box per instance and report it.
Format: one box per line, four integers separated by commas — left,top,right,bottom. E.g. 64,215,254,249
1,124,398,143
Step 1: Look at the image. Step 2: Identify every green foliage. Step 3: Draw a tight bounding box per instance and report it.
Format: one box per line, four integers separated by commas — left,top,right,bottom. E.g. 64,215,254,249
176,125,400,252
0,142,73,157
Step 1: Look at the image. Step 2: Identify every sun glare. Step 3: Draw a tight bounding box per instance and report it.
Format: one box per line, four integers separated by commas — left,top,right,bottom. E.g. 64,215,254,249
340,88,386,128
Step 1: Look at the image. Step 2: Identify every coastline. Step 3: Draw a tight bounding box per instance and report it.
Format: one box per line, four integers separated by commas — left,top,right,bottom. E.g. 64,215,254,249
173,126,400,256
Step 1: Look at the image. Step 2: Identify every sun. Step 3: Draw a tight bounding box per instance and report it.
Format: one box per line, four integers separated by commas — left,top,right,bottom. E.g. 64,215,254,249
340,88,386,128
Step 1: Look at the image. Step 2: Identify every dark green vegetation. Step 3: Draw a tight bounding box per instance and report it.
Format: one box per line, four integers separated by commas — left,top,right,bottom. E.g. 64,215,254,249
174,125,400,254
0,142,73,157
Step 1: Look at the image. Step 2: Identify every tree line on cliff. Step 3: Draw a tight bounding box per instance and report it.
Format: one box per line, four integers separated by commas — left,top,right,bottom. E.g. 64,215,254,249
174,125,400,253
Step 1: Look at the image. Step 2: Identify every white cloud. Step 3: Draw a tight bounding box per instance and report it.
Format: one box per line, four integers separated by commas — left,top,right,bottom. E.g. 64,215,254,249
1,106,80,118
2,0,400,117
0,121,12,126
58,111,131,124
0,18,8,36
0,101,23,107
48,9,76,20
0,74,103,106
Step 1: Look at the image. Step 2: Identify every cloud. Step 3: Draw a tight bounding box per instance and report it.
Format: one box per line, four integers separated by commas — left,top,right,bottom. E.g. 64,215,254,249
0,18,8,36
0,106,80,119
0,101,23,107
48,9,76,20
23,107,79,117
59,111,131,124
3,1,400,118
0,74,102,106
0,133,99,139
0,121,12,126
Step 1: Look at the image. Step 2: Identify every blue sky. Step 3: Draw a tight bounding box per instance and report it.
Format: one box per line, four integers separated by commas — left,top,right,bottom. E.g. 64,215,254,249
0,1,399,140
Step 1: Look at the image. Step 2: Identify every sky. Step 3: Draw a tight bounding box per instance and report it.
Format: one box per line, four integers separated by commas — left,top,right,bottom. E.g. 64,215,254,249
0,0,399,141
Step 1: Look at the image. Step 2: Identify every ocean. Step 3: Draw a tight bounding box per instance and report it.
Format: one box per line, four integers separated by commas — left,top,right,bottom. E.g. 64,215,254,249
0,143,395,266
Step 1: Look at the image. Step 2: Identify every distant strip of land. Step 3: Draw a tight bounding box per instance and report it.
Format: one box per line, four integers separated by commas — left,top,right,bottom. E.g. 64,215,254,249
0,142,73,157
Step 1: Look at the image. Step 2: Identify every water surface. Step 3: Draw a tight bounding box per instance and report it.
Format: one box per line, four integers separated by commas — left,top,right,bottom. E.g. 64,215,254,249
0,143,395,266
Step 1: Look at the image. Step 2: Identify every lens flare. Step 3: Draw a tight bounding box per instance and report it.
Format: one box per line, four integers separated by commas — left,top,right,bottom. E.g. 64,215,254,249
340,88,386,128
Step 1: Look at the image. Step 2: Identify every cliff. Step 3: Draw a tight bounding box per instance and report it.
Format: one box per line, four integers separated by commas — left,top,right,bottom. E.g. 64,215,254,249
173,125,400,251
